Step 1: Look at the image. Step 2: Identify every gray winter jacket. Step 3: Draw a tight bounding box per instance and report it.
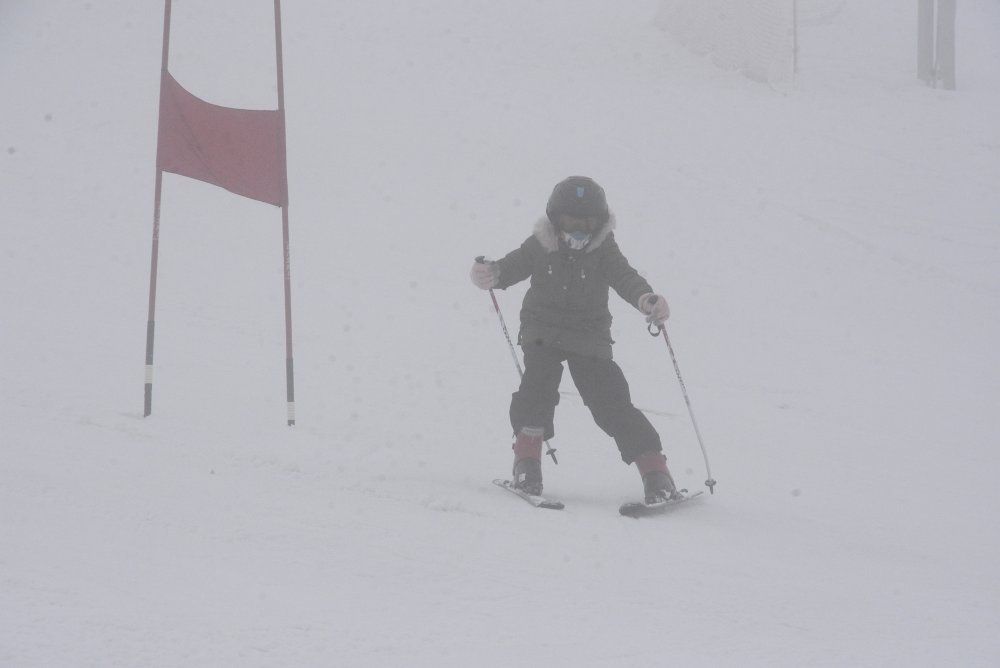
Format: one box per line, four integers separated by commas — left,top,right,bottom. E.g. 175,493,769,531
494,215,653,360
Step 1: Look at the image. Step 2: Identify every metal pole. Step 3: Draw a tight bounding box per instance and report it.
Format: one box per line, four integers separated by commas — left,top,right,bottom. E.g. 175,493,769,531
917,0,935,84
936,0,957,90
475,257,557,464
649,321,717,494
487,287,523,378
274,0,296,426
145,0,172,417
792,0,799,76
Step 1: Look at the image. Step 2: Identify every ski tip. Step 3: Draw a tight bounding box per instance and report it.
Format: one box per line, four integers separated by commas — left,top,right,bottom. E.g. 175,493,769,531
493,479,565,510
618,502,646,518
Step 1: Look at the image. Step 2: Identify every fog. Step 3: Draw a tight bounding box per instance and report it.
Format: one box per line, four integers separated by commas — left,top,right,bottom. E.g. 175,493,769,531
2,1,999,665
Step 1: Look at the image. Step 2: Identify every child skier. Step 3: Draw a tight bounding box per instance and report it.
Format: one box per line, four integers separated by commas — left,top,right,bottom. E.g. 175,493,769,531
470,175,677,503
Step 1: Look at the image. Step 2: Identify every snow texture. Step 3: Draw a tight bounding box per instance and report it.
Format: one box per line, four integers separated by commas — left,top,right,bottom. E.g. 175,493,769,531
2,1,999,666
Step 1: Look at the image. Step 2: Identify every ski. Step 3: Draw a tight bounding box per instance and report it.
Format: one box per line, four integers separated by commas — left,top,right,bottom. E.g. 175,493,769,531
493,479,565,510
619,490,703,518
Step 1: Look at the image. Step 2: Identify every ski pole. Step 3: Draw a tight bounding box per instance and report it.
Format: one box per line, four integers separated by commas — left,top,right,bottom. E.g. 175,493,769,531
647,300,717,494
475,256,557,464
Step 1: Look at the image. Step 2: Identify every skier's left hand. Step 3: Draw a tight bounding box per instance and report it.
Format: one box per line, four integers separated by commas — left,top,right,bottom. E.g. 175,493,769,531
638,293,670,326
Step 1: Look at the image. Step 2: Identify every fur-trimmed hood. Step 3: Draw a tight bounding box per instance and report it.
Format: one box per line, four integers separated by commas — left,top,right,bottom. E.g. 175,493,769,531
533,213,616,254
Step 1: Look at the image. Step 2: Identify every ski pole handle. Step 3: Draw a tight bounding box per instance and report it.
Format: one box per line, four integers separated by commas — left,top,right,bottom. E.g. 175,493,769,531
646,295,663,336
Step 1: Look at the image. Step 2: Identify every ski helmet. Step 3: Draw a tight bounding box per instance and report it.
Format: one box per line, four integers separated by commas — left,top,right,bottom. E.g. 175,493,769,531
545,176,609,226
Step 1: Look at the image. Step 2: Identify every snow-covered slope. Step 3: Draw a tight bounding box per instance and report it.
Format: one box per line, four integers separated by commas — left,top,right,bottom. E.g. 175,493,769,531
2,2,999,666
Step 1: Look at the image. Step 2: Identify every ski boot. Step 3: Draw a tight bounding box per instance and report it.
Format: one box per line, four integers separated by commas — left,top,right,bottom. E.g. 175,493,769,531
635,450,678,503
511,427,544,496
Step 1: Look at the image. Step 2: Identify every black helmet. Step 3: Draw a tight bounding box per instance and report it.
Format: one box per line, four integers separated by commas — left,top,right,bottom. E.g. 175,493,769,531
546,176,609,225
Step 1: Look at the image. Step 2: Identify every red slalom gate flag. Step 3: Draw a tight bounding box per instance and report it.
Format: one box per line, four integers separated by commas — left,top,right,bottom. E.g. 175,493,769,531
146,0,297,426
156,71,287,207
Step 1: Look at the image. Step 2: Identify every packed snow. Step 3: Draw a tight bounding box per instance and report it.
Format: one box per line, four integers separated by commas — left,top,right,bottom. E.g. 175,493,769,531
2,1,999,666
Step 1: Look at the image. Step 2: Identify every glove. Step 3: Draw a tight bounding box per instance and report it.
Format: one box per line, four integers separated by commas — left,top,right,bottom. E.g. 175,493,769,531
638,293,670,326
470,259,499,290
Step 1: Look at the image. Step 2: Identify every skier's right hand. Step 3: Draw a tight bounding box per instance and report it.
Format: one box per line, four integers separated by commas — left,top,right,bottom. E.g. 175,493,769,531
470,259,499,290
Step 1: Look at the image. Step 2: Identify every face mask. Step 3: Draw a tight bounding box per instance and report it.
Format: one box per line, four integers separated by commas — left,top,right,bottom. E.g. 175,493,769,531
562,230,591,250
